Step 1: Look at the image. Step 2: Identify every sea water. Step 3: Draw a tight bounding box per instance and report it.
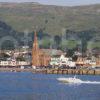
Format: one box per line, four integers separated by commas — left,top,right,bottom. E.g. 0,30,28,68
0,72,100,100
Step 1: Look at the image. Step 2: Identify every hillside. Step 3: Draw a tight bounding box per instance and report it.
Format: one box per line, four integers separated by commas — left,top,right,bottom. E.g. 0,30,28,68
0,2,99,53
0,21,25,49
0,3,100,34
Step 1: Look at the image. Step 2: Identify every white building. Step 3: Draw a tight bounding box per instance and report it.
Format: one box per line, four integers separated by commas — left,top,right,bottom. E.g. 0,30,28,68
0,60,30,67
50,55,76,67
0,61,9,66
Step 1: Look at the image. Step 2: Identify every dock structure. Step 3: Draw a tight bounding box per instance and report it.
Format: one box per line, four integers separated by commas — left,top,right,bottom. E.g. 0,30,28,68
0,68,100,75
45,69,100,75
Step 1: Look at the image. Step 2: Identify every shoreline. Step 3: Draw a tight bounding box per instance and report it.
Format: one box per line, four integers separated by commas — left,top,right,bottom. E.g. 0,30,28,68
0,68,100,75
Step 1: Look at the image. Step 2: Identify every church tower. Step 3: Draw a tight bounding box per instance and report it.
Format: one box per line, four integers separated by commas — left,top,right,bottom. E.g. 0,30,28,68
32,30,40,67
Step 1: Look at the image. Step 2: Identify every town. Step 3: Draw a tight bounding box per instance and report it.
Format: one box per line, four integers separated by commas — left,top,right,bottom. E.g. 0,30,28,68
0,30,100,72
0,1,100,100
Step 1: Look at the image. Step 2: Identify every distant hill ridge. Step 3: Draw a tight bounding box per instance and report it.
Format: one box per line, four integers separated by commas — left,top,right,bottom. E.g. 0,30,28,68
0,3,100,34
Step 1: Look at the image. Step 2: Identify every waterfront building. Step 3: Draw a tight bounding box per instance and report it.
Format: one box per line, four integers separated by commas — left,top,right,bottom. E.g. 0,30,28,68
84,59,96,67
96,58,100,67
32,31,51,67
50,55,61,66
76,56,100,68
76,57,86,67
0,60,30,67
50,54,76,67
0,61,9,67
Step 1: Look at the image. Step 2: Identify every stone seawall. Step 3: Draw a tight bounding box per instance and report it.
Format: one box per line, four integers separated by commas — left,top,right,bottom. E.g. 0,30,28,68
45,69,100,75
0,68,100,75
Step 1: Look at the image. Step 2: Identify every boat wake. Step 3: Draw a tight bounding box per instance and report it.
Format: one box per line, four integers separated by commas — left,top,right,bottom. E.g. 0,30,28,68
57,77,100,85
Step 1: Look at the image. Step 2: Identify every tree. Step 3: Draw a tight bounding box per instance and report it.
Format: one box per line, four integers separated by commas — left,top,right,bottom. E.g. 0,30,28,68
54,35,61,49
39,37,53,49
16,56,25,61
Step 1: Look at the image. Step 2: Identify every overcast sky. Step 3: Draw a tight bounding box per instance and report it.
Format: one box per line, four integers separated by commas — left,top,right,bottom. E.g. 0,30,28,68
0,0,100,6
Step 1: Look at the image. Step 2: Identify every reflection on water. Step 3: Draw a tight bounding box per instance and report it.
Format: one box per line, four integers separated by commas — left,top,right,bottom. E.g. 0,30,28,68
0,72,100,100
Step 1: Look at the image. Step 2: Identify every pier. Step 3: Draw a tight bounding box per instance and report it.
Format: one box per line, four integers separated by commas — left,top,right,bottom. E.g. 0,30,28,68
0,68,100,75
45,69,100,75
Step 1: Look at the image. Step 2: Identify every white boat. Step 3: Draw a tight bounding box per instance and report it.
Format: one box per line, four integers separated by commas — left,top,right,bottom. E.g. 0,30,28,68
57,76,82,84
57,76,100,84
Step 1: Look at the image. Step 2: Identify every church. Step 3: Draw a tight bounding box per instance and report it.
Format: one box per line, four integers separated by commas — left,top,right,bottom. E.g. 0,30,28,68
32,31,51,67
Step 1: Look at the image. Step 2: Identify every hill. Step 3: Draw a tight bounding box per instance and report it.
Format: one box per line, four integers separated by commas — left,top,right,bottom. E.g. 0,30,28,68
0,3,99,53
0,3,100,34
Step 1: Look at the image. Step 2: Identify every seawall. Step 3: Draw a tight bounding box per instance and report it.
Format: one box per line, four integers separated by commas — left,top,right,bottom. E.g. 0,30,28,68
45,69,100,75
0,68,100,75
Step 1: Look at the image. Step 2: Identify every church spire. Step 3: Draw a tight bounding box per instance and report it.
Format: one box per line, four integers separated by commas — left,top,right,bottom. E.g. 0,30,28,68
32,30,40,67
33,30,39,50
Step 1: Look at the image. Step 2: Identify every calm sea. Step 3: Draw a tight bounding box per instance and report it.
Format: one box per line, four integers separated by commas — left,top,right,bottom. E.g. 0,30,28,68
0,72,100,100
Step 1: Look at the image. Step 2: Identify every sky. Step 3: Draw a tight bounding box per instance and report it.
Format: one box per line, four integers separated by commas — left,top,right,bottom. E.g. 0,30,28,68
0,0,100,6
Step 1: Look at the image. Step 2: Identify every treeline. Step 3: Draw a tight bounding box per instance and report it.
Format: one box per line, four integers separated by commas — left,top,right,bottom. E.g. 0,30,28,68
0,21,99,54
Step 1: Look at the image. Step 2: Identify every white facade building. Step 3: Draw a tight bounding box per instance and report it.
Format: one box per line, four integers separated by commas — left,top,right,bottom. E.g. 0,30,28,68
0,61,30,67
50,55,76,67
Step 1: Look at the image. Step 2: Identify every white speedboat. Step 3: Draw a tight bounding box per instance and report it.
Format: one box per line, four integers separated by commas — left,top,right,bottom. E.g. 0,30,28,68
57,76,100,84
57,76,82,84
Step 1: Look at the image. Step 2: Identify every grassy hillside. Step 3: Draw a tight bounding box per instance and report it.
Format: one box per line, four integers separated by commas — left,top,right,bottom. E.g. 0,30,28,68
0,2,99,53
0,3,100,34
